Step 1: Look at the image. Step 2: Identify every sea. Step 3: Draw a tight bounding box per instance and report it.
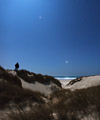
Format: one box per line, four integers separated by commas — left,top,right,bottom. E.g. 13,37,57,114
54,76,79,80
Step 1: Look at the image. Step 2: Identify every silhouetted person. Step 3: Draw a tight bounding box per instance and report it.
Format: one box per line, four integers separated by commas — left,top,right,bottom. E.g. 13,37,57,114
15,62,19,70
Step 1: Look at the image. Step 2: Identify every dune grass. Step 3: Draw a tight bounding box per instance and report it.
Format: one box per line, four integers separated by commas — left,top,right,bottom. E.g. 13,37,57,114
9,105,52,120
16,69,61,87
50,85,100,119
0,66,22,87
9,85,100,120
0,82,46,109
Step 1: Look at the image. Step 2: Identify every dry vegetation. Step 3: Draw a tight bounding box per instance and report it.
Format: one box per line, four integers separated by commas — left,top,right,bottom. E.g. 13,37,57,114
0,66,22,87
0,82,46,109
8,105,52,120
8,85,100,120
50,86,100,119
16,70,61,87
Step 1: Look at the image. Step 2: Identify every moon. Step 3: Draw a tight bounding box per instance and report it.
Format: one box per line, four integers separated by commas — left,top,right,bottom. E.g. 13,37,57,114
39,16,42,19
65,61,69,64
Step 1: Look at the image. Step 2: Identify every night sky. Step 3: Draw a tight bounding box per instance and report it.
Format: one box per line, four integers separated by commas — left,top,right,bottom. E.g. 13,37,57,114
0,0,100,76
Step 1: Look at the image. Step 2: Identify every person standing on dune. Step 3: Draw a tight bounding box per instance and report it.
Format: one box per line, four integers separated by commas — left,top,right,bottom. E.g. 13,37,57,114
15,62,19,71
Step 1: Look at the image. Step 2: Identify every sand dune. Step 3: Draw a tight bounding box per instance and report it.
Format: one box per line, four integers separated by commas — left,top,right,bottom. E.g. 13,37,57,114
60,76,100,90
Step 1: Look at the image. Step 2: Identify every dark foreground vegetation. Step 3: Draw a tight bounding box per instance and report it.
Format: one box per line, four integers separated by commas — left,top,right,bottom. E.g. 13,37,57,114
0,83,45,109
50,85,100,119
9,105,52,120
8,85,100,120
0,66,22,87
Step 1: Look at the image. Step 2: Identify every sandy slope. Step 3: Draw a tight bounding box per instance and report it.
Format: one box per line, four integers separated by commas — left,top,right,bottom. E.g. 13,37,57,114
59,79,72,88
20,77,59,94
8,70,60,94
62,76,100,90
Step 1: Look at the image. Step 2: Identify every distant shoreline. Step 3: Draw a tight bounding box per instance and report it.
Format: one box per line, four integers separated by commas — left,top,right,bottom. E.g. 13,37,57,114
54,76,77,80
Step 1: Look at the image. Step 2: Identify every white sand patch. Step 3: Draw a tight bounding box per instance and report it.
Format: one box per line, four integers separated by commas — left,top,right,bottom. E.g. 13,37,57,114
65,76,100,90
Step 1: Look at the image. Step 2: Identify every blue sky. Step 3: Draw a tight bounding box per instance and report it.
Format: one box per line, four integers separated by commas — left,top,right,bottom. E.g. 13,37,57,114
0,0,100,76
